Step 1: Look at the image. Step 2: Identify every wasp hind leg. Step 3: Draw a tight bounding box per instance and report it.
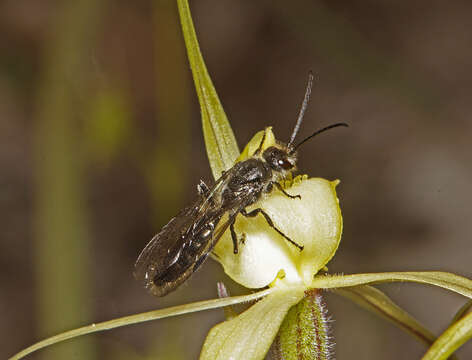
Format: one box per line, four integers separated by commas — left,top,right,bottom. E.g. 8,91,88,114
230,221,239,254
272,181,301,200
230,217,248,255
240,208,304,251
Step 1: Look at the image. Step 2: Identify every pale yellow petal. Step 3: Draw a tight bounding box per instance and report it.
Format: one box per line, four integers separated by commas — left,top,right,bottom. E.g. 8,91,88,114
200,287,305,360
236,127,276,162
213,178,342,288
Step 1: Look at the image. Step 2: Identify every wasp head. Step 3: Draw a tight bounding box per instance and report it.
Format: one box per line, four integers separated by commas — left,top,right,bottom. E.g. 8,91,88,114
263,145,297,174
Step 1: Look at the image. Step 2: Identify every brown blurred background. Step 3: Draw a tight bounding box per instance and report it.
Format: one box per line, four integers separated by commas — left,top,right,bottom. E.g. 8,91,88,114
1,0,471,359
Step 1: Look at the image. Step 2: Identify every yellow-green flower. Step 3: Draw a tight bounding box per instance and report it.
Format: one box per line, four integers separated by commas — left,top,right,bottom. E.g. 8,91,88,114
9,1,472,360
201,126,342,359
213,128,342,290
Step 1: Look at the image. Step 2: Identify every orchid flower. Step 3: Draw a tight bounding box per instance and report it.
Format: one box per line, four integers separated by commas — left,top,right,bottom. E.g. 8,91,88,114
9,1,472,360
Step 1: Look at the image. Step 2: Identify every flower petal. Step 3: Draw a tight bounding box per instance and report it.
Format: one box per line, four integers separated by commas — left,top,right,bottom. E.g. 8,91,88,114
236,127,276,162
334,286,439,347
421,311,472,360
9,288,273,360
213,178,342,288
451,300,472,324
200,287,305,360
177,0,239,179
312,272,472,299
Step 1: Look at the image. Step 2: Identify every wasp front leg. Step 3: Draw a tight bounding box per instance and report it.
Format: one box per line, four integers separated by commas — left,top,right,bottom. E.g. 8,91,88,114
271,181,301,200
240,208,304,251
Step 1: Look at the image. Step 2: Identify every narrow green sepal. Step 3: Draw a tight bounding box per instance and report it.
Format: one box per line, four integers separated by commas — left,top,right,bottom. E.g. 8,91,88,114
422,311,472,360
334,285,457,360
451,300,472,324
176,0,239,179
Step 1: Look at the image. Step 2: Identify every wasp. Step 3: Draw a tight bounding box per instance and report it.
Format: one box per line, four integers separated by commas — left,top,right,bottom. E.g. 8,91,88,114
134,72,347,297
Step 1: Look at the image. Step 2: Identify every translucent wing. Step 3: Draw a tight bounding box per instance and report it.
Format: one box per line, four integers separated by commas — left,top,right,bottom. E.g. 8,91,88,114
134,173,235,297
134,202,205,295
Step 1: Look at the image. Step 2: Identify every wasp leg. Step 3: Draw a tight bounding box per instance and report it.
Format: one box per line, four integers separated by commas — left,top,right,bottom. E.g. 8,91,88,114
272,181,301,200
197,179,210,197
240,208,304,251
230,220,239,254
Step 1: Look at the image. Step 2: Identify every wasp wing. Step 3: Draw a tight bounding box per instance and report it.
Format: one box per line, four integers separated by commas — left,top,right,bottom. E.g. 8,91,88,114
134,173,234,297
134,202,203,290
147,211,238,297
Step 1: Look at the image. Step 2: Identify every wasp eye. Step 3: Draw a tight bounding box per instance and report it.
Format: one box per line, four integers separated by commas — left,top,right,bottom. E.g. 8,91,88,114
276,157,293,170
263,146,294,171
279,159,292,170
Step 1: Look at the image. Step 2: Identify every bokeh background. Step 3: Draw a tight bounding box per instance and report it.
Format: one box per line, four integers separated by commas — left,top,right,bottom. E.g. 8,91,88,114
1,0,471,359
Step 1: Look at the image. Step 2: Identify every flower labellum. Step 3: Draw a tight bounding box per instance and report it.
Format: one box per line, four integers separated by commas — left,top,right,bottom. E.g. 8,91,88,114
213,128,343,289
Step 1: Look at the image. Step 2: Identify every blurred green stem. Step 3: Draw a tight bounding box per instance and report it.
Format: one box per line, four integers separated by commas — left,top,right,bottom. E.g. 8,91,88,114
34,1,103,359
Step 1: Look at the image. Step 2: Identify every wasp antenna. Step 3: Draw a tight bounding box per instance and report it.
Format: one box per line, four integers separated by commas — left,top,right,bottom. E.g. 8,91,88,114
288,71,315,149
292,122,349,152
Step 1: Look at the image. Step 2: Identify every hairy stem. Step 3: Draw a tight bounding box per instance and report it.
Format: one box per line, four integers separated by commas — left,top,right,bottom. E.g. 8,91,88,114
271,289,333,360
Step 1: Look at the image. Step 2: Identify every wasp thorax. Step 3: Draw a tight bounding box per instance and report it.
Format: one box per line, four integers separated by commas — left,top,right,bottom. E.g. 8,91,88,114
263,146,296,172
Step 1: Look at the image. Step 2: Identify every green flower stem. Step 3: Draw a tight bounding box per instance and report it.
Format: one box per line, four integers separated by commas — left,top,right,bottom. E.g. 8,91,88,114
176,0,239,179
9,288,273,360
274,290,332,360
